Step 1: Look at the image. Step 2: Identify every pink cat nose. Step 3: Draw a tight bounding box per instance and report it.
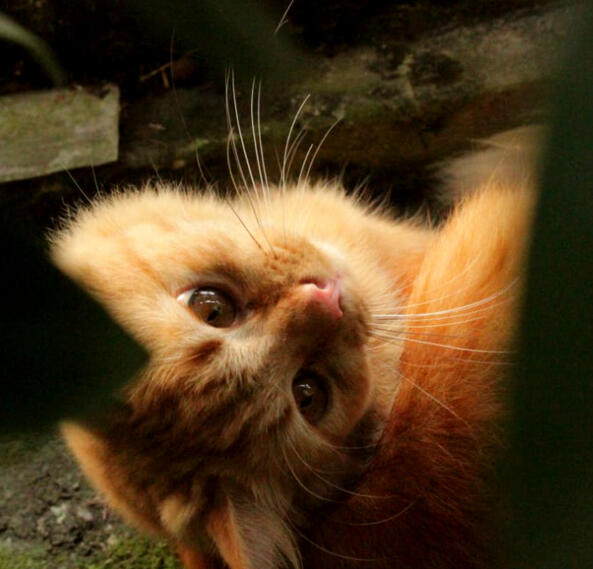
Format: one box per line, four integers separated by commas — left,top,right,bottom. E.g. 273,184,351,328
299,277,343,319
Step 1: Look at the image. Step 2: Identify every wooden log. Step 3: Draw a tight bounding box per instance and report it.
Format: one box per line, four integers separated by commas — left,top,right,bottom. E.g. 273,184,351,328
0,85,119,183
119,3,571,180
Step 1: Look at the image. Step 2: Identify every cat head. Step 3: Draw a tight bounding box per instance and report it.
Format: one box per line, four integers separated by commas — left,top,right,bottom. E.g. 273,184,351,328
50,183,412,569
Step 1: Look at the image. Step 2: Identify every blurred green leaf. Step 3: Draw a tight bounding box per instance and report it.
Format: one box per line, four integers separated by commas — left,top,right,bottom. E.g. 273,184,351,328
505,4,593,568
0,11,66,86
0,222,146,432
124,0,307,84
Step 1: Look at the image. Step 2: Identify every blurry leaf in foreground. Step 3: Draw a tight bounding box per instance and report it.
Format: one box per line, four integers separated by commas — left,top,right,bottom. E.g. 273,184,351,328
0,11,66,86
0,222,146,432
505,4,593,568
124,0,307,84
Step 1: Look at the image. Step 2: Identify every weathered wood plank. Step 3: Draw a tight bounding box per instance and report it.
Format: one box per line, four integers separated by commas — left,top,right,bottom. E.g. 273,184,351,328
0,85,119,183
119,4,571,179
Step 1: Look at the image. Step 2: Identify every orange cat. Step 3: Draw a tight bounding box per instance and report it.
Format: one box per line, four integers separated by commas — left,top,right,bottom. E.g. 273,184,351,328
49,133,534,569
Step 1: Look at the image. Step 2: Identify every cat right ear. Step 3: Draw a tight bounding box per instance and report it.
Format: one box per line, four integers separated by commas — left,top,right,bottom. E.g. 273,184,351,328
206,491,298,569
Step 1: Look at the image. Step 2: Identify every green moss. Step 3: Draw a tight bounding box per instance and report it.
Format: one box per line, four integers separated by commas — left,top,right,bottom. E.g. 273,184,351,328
80,536,181,569
0,544,47,569
0,536,180,569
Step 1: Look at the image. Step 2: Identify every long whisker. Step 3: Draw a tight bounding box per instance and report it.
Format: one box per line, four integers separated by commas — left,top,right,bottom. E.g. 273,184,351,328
230,71,275,255
250,78,267,205
303,118,341,183
256,81,271,198
281,447,339,503
329,500,417,527
381,313,492,330
285,128,309,182
384,254,485,312
226,197,266,254
224,135,265,252
394,369,473,432
308,429,383,452
224,73,273,255
289,521,391,563
288,439,395,500
225,126,243,195
225,73,250,192
89,163,101,195
371,297,512,326
230,72,259,196
274,0,295,35
62,165,93,206
281,95,310,187
149,158,165,186
372,326,470,340
365,269,511,314
370,331,511,355
297,144,315,187
371,280,517,321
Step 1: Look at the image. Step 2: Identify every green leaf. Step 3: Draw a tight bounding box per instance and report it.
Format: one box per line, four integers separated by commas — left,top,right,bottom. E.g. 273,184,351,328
0,222,146,432
505,5,593,568
0,11,66,86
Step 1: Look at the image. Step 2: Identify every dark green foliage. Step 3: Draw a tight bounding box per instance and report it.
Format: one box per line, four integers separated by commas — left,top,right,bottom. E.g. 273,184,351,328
0,223,146,432
123,0,306,84
0,11,65,85
505,4,593,567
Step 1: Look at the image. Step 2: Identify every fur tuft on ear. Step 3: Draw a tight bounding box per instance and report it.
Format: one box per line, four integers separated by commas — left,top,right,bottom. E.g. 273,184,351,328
206,490,299,569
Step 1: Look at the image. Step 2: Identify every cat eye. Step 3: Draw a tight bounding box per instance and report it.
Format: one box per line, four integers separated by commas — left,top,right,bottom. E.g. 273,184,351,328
184,287,237,328
292,372,329,425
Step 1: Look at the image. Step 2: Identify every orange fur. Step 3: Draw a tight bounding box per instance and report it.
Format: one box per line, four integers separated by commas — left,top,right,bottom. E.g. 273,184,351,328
49,157,533,568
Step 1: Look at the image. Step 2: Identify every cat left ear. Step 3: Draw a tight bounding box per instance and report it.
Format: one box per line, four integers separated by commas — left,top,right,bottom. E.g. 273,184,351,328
206,492,298,569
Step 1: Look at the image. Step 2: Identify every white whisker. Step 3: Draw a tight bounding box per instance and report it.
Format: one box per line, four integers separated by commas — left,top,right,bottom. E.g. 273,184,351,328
231,72,258,195
371,280,517,321
281,447,338,503
394,369,473,431
303,118,341,183
370,331,511,355
250,78,268,206
372,326,468,340
297,143,315,187
285,128,309,182
229,71,275,255
288,438,394,500
385,313,491,330
62,165,93,206
281,95,310,187
256,81,271,198
226,197,266,253
90,164,100,195
289,521,390,563
274,0,295,35
330,500,417,527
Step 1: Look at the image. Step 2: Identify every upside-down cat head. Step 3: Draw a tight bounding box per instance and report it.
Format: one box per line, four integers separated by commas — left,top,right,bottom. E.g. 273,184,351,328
49,182,434,569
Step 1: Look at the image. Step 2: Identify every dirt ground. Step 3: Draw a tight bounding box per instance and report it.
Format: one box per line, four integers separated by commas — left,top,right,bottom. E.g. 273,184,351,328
0,434,181,568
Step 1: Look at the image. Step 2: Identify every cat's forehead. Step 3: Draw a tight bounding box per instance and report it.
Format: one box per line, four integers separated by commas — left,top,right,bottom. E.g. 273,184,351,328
53,189,335,296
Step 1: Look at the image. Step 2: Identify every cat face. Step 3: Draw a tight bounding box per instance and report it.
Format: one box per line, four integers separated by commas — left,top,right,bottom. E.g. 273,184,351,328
52,185,407,568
